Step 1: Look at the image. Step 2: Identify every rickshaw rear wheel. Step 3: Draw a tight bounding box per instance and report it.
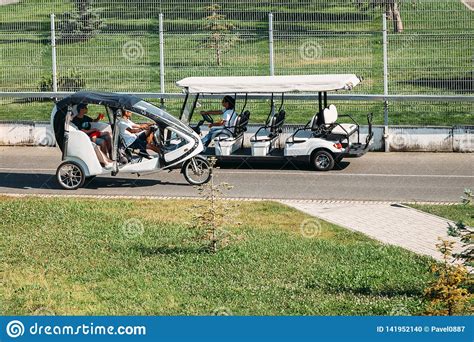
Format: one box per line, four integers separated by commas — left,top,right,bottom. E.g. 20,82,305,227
311,150,335,171
183,156,212,185
56,161,86,190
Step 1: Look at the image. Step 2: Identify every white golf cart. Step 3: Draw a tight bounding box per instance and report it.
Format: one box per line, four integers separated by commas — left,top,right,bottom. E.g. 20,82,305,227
176,74,373,171
51,91,211,190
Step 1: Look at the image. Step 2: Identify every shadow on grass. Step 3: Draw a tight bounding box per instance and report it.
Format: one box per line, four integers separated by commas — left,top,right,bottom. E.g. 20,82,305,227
306,282,423,297
400,75,474,93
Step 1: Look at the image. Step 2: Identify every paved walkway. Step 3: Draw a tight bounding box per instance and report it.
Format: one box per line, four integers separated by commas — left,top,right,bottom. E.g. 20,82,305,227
462,0,474,11
282,201,460,261
0,0,19,5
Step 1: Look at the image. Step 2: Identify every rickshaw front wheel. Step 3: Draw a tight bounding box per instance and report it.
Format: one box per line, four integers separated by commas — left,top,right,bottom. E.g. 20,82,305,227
182,156,212,185
56,161,86,190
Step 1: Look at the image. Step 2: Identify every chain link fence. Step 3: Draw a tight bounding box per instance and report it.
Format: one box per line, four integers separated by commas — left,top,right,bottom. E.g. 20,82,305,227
0,0,472,125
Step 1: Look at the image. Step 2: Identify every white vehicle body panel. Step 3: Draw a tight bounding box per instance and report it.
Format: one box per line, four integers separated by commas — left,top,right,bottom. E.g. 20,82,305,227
284,137,341,157
66,126,104,176
215,136,243,156
119,156,160,173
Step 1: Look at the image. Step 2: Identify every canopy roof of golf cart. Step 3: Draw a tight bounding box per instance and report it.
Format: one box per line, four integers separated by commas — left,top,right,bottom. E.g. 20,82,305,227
176,74,361,94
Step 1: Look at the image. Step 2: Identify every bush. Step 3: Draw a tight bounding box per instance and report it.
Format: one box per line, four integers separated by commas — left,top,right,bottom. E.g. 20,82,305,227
424,239,471,315
39,70,86,92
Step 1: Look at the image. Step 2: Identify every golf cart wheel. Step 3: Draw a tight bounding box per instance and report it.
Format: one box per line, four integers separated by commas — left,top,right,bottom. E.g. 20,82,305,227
311,150,335,171
183,157,212,185
56,161,86,190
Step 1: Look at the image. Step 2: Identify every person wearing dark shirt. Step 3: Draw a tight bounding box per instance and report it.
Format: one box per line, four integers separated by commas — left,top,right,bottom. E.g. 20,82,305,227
72,104,112,159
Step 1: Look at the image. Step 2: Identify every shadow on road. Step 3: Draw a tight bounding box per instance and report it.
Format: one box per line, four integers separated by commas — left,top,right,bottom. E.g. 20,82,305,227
0,172,188,191
215,160,351,171
86,176,188,188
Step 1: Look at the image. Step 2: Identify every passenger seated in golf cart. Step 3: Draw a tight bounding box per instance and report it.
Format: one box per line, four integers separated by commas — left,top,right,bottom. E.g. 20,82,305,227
200,95,237,147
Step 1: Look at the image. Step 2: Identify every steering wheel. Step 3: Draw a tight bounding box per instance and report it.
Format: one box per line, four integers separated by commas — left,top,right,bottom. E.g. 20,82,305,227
201,113,214,124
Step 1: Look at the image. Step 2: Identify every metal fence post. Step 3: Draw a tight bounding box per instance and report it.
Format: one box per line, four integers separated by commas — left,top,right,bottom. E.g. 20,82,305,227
159,13,165,104
268,12,275,76
50,13,58,93
382,13,389,152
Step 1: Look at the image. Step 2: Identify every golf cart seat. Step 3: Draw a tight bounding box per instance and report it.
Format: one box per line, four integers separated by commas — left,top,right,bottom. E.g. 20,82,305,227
287,105,358,144
323,105,358,137
250,109,286,156
214,110,251,156
286,110,320,143
250,109,286,143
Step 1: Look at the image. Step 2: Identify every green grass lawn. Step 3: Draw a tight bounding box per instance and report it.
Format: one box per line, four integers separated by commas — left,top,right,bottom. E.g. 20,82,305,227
408,202,473,270
409,204,474,227
0,196,434,315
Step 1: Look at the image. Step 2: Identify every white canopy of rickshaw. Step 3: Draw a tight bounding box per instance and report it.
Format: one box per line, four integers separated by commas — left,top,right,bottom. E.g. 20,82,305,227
176,74,361,94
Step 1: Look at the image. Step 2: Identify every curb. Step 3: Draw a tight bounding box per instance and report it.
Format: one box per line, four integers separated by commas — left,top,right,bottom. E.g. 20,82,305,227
0,192,460,205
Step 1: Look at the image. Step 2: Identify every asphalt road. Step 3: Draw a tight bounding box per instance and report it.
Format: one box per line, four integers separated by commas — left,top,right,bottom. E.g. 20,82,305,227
0,147,473,202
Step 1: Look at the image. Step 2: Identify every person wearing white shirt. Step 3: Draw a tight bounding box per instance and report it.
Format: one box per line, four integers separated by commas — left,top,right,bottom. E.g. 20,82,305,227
118,110,160,154
201,95,237,147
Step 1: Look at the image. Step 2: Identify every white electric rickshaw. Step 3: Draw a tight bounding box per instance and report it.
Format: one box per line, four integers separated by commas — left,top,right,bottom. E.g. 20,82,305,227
176,74,374,171
51,91,211,190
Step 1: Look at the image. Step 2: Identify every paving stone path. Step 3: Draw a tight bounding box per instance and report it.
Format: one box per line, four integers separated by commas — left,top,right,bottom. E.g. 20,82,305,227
282,201,462,261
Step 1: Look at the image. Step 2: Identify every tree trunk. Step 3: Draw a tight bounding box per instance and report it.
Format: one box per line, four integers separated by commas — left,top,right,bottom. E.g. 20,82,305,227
385,2,393,19
390,2,404,33
216,44,222,66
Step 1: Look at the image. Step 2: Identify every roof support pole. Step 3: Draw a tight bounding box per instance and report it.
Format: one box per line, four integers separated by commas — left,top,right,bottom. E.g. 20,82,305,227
317,92,324,126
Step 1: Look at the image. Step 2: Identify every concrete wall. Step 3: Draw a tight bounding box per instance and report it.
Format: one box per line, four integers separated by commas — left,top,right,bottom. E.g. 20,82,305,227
388,126,474,152
0,122,473,152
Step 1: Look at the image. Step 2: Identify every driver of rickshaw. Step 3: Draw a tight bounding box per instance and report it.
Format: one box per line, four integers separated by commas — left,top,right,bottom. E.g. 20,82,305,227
200,95,236,147
118,110,160,154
